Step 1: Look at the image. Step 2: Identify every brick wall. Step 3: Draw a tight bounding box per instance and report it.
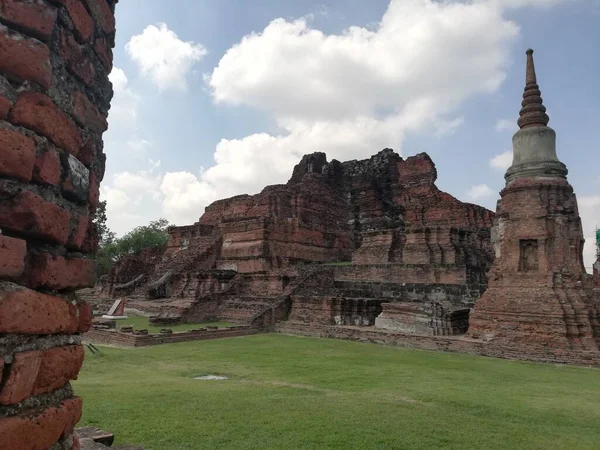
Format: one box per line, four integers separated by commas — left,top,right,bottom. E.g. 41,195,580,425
0,1,116,449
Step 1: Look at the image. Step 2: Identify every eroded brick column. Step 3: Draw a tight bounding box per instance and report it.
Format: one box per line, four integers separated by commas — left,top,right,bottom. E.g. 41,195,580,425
0,1,116,449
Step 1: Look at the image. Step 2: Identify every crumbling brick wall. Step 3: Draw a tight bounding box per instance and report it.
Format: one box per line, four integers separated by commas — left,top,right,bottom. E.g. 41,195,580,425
0,1,116,449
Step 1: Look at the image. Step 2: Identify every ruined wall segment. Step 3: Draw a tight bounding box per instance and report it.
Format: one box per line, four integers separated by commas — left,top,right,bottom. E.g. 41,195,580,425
0,1,117,448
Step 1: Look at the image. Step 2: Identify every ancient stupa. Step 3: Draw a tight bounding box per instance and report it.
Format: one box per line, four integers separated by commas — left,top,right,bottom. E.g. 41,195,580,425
469,49,600,358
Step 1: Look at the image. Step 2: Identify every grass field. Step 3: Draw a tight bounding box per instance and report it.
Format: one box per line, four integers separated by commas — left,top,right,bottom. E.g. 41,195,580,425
75,334,600,450
116,315,234,333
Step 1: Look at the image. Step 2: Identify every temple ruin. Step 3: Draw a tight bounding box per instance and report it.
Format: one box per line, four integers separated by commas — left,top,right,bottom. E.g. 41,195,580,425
92,49,600,367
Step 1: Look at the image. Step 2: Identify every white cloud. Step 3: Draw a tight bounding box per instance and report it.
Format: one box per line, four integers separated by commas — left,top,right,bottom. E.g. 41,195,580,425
467,184,495,200
435,116,465,137
108,68,139,127
490,150,513,170
578,196,600,270
126,23,207,91
102,0,577,237
494,118,517,132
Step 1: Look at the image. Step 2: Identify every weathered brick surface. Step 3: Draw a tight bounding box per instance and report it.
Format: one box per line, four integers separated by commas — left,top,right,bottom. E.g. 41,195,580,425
72,90,108,133
0,94,11,119
0,24,51,88
0,397,82,450
63,0,94,43
0,283,79,334
0,235,26,278
0,0,58,42
0,128,36,182
33,345,85,395
77,301,92,332
0,350,42,405
30,254,95,290
0,188,71,245
9,92,82,156
33,147,62,186
0,1,115,445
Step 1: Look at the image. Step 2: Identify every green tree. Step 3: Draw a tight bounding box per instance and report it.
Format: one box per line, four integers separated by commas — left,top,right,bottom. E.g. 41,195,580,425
92,201,171,277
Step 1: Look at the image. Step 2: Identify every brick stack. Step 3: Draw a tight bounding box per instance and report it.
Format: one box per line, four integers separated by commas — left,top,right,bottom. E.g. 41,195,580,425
0,1,116,449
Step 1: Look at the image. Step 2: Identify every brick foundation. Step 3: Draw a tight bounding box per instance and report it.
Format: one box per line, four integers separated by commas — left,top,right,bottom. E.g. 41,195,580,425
0,1,116,449
84,326,260,347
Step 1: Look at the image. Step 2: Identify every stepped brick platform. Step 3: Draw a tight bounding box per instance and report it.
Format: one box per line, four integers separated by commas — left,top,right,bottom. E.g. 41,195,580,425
84,326,259,347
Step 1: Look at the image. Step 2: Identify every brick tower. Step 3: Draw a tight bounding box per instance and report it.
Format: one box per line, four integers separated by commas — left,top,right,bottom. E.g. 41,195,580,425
469,49,600,359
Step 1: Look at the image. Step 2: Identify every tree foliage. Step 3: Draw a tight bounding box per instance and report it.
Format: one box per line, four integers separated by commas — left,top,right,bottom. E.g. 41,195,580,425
92,201,170,276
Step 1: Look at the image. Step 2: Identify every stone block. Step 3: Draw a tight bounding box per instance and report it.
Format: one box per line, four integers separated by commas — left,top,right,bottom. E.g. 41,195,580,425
0,0,58,42
30,254,96,290
0,282,79,334
0,128,36,182
0,188,71,245
0,235,26,278
0,350,42,405
0,24,51,88
9,92,83,157
33,345,85,395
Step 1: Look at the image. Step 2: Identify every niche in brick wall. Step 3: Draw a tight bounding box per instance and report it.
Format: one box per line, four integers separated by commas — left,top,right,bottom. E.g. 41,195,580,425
519,239,539,272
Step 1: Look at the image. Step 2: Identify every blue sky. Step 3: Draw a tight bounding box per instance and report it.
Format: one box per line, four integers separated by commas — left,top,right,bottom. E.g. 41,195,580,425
101,0,600,269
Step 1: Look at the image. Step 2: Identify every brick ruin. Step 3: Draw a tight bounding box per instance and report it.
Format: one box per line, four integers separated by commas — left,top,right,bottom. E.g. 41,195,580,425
468,50,600,361
97,49,600,367
0,0,116,449
102,148,495,336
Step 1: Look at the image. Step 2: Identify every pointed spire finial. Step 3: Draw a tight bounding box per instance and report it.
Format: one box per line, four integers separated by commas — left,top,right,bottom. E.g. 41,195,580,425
517,48,549,129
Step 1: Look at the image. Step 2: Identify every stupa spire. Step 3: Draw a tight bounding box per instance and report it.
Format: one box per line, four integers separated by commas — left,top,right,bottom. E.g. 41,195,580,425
517,49,550,129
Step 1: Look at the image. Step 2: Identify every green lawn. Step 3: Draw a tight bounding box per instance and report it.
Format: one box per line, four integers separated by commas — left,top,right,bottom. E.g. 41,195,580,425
75,334,600,450
116,315,234,333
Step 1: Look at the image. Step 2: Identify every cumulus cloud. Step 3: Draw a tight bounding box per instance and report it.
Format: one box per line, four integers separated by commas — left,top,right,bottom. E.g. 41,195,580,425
103,0,578,235
435,116,466,137
108,68,139,127
126,23,207,91
467,184,495,200
490,150,513,170
495,118,518,132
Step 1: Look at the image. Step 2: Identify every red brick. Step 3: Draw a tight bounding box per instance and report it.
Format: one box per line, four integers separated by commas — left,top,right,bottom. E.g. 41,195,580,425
63,0,93,43
0,0,58,42
88,170,99,211
72,433,81,450
0,397,83,450
32,345,85,396
10,92,82,156
78,137,94,166
59,30,95,86
0,235,26,278
33,147,62,186
83,0,114,34
30,254,95,290
0,128,36,182
0,284,78,334
94,36,112,70
67,214,88,250
0,189,71,245
0,24,51,88
72,91,107,133
77,301,92,332
0,94,11,119
0,350,42,405
81,217,97,253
